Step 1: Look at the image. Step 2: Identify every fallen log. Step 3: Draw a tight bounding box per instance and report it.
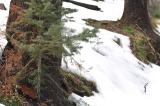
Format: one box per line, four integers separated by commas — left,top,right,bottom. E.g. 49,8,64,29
63,0,101,11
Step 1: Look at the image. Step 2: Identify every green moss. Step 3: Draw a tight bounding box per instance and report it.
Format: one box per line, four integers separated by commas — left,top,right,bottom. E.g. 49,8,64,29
130,31,157,64
123,26,135,35
152,7,160,18
136,39,146,59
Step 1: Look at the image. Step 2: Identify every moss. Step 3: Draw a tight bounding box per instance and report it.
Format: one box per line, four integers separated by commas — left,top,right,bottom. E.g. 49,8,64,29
61,70,98,97
123,25,135,35
130,30,157,64
0,96,21,106
152,7,160,18
133,36,148,62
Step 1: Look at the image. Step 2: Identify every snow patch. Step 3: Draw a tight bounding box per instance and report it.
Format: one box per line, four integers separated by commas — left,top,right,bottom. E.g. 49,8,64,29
0,0,10,58
0,1,10,106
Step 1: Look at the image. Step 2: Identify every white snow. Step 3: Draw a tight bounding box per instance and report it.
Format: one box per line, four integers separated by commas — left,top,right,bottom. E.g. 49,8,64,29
0,0,10,105
157,25,160,33
0,0,10,58
62,0,160,106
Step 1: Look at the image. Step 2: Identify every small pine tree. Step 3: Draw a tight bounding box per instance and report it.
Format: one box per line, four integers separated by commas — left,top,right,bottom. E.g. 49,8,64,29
10,0,98,104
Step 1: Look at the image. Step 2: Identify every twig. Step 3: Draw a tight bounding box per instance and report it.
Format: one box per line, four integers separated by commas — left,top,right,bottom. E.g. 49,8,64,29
45,73,68,96
144,83,148,93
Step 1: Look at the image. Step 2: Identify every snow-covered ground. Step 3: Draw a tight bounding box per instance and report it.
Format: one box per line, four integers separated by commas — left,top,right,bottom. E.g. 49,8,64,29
62,0,160,106
0,1,10,106
157,25,160,33
155,18,160,33
0,0,10,58
1,0,160,106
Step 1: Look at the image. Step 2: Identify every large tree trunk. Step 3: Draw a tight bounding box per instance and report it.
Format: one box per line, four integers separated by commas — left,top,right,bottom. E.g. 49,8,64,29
121,0,160,52
121,0,152,32
1,0,72,105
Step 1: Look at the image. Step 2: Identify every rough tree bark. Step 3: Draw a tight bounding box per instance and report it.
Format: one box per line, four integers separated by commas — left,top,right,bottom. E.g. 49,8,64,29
121,0,151,30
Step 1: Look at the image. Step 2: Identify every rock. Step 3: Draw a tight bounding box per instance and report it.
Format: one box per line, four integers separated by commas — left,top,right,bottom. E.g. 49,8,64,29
0,3,6,10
